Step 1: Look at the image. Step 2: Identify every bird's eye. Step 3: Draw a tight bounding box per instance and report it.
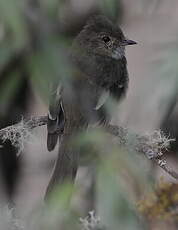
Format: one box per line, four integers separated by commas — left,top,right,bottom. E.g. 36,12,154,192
102,36,111,43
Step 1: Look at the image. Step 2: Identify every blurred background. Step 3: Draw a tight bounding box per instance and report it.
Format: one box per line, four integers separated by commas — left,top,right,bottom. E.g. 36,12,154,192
0,0,178,229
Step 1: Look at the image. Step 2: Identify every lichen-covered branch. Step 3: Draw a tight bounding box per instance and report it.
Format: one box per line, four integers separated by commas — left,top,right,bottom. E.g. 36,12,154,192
0,115,47,141
0,116,48,154
153,158,178,180
105,124,178,180
0,115,177,180
105,124,174,159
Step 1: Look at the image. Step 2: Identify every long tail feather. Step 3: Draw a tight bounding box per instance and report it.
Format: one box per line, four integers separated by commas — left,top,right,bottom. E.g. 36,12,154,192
45,133,79,200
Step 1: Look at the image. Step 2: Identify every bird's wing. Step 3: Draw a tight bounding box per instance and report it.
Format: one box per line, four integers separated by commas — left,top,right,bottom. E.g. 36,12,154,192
94,89,110,110
47,84,65,151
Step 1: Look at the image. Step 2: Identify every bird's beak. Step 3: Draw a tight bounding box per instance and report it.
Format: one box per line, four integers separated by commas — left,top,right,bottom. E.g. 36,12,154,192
122,39,137,46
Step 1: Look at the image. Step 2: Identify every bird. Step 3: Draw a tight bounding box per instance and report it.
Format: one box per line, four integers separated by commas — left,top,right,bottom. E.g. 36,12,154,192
46,15,137,198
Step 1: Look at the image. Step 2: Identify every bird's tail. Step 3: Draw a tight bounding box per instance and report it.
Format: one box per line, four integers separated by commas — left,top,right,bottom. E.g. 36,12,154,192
45,133,79,200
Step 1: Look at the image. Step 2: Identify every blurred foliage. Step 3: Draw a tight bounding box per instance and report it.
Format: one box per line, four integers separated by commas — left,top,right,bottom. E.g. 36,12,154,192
0,0,28,49
138,180,178,220
98,0,123,22
0,71,22,114
0,0,123,104
1,0,178,229
72,128,150,229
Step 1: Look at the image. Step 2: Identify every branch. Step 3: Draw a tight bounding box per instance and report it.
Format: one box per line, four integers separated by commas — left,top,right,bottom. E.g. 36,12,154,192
105,124,178,180
0,116,47,154
0,115,177,180
0,115,47,140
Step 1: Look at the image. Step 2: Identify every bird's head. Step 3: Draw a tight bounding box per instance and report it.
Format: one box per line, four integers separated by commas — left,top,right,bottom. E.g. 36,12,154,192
73,15,137,60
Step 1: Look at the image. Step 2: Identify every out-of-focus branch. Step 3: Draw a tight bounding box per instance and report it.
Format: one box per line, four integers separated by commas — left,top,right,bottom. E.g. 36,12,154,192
0,115,177,180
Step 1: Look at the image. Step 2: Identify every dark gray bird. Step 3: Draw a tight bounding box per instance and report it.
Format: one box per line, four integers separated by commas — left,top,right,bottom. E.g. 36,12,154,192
46,15,137,197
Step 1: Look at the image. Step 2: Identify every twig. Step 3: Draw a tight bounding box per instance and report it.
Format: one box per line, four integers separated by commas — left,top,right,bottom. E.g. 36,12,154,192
154,158,178,179
0,115,177,180
105,124,178,180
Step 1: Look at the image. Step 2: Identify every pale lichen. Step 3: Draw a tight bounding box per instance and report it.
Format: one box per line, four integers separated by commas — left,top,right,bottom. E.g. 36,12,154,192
139,130,175,159
0,206,24,230
80,211,104,230
1,118,33,155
